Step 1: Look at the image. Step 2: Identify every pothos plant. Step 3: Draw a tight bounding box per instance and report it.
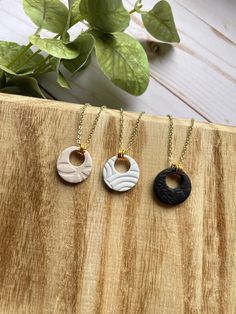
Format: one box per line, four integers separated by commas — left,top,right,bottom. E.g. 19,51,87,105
0,0,180,98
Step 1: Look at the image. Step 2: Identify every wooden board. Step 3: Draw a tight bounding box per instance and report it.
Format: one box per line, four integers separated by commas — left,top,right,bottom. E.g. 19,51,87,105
0,94,236,314
1,0,236,124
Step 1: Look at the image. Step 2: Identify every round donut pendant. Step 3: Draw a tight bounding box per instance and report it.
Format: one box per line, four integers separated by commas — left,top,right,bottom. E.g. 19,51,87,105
57,146,92,184
103,155,140,192
153,167,192,205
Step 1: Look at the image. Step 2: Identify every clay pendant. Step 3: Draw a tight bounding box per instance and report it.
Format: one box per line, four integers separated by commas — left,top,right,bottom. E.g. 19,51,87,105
103,155,140,192
153,167,191,205
57,146,92,184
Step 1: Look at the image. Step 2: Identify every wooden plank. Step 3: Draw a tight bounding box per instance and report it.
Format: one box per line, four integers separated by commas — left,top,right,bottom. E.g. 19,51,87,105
127,0,236,125
0,94,236,313
175,0,236,44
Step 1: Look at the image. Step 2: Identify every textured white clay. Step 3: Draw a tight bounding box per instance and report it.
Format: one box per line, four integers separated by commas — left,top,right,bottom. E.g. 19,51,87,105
103,155,140,192
57,146,92,184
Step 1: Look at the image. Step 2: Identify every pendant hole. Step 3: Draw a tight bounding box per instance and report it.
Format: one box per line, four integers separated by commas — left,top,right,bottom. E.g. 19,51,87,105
166,173,181,188
70,151,85,166
115,158,130,173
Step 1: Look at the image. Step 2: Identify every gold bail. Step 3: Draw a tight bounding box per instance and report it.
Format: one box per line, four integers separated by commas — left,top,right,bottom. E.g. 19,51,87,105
118,149,127,159
171,163,183,173
79,144,87,155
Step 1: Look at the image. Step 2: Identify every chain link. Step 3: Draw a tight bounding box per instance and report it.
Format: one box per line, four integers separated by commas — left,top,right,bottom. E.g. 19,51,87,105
119,108,124,154
118,108,145,156
77,103,90,147
77,103,106,151
167,115,195,170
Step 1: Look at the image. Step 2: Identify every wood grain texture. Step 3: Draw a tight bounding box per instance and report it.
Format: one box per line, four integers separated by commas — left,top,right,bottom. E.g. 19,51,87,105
0,93,236,314
175,0,236,43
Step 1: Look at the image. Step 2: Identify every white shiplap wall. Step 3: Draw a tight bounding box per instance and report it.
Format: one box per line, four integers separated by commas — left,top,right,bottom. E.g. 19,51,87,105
0,0,235,124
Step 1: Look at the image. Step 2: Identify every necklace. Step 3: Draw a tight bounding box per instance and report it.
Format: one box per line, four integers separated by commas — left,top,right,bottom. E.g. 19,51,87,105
153,115,195,205
103,109,145,192
57,104,106,184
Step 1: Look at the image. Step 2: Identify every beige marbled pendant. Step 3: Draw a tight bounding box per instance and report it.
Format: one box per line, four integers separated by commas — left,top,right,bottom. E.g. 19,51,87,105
57,146,92,184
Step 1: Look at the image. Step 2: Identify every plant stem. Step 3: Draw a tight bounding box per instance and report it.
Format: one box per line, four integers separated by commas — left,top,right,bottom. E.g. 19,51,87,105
13,49,42,72
35,28,42,35
34,55,53,75
34,64,52,77
38,83,57,100
6,27,41,69
7,43,33,68
31,34,60,74
54,34,61,40
63,5,72,37
129,8,137,14
129,3,143,14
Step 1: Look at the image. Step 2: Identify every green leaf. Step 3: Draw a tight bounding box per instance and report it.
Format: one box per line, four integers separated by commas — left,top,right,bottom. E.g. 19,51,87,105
0,70,6,88
0,41,44,74
141,0,180,43
93,31,149,96
48,57,59,72
1,77,45,98
0,86,21,94
62,32,70,44
23,0,69,34
0,64,35,77
80,0,130,33
30,36,79,59
0,42,23,66
63,33,95,74
17,53,44,73
69,0,83,26
57,71,71,88
0,64,17,75
55,59,71,88
78,54,91,71
0,42,44,76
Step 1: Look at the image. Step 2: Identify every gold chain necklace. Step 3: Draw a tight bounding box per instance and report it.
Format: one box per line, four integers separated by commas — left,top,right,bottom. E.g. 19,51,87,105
167,115,195,171
103,109,145,192
154,115,195,206
76,103,106,154
118,108,145,158
57,104,106,184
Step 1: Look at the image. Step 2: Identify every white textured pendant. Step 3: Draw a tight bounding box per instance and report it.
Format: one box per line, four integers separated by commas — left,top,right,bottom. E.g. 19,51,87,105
57,146,92,184
103,155,140,192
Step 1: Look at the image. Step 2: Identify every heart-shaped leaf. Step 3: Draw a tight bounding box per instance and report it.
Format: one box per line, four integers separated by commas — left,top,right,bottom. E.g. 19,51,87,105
142,0,180,43
93,31,149,96
80,0,130,33
30,36,79,59
23,0,69,34
1,77,45,98
63,33,95,74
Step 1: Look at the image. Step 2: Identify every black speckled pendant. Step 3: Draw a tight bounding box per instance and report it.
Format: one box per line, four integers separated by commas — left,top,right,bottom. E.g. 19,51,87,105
153,167,191,205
